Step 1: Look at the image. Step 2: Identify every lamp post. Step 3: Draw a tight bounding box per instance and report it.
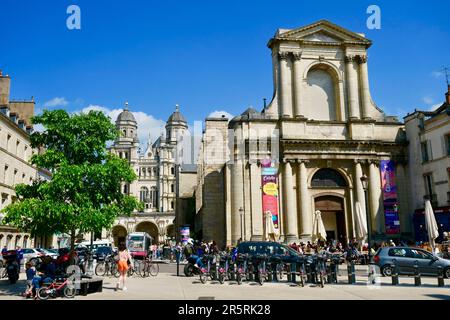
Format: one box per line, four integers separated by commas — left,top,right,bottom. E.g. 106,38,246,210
239,207,244,242
360,174,372,263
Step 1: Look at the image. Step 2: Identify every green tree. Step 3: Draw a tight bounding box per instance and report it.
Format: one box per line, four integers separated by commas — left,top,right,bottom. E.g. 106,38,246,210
2,109,141,250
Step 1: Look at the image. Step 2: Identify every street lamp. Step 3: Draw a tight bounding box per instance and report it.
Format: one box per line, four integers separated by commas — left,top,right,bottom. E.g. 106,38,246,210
239,207,244,242
360,174,372,264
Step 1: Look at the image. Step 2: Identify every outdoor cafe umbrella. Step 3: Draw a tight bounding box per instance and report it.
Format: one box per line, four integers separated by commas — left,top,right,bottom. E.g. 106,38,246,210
424,200,439,252
354,202,368,241
312,210,327,242
264,211,279,241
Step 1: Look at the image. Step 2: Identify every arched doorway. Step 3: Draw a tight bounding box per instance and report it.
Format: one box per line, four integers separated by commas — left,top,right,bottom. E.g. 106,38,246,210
135,221,159,244
314,196,346,244
112,225,127,247
166,224,175,240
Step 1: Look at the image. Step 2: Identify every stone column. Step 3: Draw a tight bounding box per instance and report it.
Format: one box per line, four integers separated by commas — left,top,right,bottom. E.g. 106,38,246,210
292,52,304,118
282,160,298,242
345,55,359,120
231,160,244,244
358,55,372,120
297,160,312,238
278,52,293,118
250,162,263,240
369,161,383,233
354,160,366,218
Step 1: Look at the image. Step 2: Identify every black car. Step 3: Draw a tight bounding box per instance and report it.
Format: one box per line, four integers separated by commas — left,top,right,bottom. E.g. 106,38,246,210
93,246,113,261
236,241,301,262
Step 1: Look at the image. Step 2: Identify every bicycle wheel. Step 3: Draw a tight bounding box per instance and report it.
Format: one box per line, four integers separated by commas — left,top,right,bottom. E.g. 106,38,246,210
95,262,106,277
110,263,118,277
319,272,325,288
149,263,159,277
218,272,225,284
199,273,207,284
127,267,134,277
63,286,76,299
37,287,50,300
277,264,284,280
236,272,242,285
257,270,264,286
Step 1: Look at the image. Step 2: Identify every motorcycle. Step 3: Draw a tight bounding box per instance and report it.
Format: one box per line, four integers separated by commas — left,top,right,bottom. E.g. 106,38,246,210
2,250,20,284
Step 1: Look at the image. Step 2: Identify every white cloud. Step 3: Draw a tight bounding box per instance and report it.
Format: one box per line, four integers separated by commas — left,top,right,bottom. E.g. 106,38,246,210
81,105,166,146
431,71,444,79
429,103,442,111
207,110,234,119
43,97,69,108
422,96,434,105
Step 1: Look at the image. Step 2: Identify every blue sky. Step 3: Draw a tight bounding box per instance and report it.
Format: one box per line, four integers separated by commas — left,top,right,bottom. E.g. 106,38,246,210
1,0,449,136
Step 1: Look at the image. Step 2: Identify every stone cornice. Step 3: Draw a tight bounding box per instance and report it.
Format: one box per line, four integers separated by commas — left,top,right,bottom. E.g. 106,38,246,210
281,139,407,147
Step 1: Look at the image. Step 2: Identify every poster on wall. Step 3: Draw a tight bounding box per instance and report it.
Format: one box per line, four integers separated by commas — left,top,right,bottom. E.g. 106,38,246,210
180,225,190,244
260,159,279,229
380,160,401,235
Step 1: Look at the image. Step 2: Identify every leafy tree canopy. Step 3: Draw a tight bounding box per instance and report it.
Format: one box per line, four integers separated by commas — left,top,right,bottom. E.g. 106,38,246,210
3,109,141,248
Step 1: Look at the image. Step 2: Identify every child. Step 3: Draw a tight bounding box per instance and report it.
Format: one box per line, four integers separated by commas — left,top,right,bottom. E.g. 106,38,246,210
24,262,36,298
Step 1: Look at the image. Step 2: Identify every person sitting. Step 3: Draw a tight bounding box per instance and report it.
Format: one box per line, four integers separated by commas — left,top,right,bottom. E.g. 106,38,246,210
23,262,36,298
32,256,57,297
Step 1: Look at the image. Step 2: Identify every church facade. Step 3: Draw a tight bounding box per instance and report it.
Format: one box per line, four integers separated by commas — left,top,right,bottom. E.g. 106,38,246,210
107,104,188,245
195,20,410,247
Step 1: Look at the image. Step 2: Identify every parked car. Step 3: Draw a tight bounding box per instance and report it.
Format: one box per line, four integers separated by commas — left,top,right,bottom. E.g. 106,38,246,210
22,248,45,265
374,247,450,278
237,241,301,258
36,248,58,259
93,246,114,261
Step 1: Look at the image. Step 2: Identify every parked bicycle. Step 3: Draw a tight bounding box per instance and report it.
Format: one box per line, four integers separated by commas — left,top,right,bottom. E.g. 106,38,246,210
37,276,76,300
199,254,216,284
254,254,269,285
141,255,159,277
95,253,118,277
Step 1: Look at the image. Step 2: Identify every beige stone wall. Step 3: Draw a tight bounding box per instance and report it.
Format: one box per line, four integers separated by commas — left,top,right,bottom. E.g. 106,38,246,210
9,101,35,126
405,111,450,210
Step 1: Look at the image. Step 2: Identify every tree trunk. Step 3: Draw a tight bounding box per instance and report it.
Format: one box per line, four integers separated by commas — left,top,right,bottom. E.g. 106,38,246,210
70,229,75,252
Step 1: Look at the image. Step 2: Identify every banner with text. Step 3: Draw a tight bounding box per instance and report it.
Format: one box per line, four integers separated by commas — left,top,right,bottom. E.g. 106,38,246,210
260,159,279,229
380,160,401,235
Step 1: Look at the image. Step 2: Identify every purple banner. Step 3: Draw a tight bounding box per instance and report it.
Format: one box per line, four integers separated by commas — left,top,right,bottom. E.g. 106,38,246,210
380,160,401,234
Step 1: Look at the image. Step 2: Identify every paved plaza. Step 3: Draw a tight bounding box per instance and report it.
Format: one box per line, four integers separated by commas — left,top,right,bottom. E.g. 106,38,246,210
0,264,449,300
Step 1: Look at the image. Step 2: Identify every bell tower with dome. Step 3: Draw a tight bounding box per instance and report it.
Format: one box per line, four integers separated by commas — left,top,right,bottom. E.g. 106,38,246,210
107,103,193,245
111,102,139,161
166,104,188,144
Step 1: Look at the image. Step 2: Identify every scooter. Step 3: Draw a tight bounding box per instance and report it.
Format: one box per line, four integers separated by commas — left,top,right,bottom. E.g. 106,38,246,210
2,251,20,284
184,256,202,277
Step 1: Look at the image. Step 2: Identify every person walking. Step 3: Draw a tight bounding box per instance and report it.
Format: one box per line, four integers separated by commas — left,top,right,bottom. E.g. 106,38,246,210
116,242,132,292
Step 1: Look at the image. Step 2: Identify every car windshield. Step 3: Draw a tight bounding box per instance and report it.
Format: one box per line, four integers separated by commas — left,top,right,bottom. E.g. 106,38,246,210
238,243,298,256
96,247,112,254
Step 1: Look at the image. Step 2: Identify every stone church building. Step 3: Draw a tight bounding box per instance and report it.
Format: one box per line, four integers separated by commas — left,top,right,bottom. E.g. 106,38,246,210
195,20,410,247
107,104,188,245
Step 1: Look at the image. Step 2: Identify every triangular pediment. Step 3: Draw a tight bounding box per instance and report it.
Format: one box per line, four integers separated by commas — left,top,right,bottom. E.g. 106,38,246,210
272,20,371,46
